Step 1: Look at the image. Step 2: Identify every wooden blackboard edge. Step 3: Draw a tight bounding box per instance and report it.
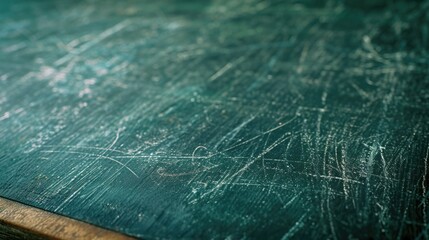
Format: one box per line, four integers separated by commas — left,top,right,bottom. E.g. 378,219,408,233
0,197,135,240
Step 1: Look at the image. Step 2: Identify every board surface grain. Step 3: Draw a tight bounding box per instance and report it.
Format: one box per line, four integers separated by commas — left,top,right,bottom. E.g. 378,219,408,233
0,0,428,239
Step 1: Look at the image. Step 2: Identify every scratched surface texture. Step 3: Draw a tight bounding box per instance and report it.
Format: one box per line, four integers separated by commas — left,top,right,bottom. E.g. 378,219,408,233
0,0,428,239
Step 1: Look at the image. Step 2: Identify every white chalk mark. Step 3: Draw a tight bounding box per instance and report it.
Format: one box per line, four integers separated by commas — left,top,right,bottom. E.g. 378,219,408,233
195,131,293,202
209,56,245,82
0,112,10,121
108,128,122,150
192,146,208,161
54,20,130,66
423,145,428,227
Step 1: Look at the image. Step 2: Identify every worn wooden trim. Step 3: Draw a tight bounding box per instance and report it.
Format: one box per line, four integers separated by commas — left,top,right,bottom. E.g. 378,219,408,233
0,197,135,240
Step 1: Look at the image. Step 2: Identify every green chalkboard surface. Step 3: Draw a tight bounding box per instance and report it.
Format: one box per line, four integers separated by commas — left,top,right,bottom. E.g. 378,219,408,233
1,0,428,239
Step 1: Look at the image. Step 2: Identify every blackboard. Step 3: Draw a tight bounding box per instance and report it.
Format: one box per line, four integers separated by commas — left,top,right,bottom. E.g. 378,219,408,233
0,0,428,239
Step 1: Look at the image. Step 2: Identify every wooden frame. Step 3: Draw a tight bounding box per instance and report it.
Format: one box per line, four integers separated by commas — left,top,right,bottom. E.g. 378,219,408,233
0,197,134,240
